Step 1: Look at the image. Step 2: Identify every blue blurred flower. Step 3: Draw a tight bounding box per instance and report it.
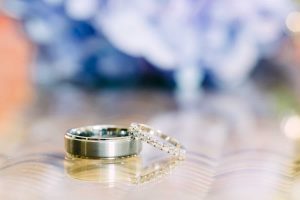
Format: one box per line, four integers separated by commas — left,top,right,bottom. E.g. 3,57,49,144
3,0,294,88
95,0,294,86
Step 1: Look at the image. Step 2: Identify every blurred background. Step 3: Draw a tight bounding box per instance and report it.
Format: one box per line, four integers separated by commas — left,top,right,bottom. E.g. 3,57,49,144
2,0,300,199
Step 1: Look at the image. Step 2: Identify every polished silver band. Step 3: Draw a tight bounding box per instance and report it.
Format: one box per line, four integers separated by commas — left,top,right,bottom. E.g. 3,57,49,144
65,125,142,158
129,123,186,158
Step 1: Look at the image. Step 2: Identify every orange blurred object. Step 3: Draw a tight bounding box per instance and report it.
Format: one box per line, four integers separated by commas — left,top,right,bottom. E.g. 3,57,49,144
0,14,33,132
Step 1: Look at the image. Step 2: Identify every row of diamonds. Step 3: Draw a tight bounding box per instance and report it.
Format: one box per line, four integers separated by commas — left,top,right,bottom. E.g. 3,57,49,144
130,124,185,157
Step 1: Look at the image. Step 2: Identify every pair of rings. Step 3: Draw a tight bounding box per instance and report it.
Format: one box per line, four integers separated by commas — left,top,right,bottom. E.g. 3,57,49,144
65,123,186,159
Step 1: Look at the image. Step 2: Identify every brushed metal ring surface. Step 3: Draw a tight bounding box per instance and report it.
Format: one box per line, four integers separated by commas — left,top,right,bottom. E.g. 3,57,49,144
65,125,142,158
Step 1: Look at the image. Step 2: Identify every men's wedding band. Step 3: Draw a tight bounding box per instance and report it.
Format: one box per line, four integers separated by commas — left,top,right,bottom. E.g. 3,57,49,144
65,125,142,158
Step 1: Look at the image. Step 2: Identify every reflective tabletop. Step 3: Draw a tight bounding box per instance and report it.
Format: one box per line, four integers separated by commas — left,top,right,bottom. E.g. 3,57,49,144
0,88,297,200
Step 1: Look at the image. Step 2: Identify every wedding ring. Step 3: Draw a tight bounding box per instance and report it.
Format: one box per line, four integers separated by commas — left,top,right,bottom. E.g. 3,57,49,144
129,123,186,158
65,125,142,158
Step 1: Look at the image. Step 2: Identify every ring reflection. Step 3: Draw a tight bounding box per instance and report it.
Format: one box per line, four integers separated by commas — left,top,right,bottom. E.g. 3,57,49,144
64,155,183,185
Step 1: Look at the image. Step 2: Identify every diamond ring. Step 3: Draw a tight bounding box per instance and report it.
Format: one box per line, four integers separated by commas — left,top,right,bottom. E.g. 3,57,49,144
129,123,186,158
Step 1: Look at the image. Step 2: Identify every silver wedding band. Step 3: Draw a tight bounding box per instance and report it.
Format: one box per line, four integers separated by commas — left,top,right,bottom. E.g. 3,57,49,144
65,125,142,158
